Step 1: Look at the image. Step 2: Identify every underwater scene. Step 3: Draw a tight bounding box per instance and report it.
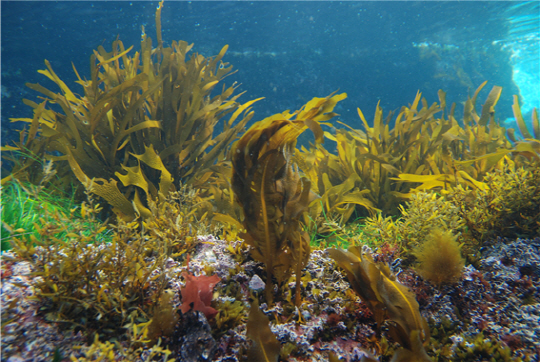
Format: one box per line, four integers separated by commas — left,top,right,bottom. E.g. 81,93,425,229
0,1,539,361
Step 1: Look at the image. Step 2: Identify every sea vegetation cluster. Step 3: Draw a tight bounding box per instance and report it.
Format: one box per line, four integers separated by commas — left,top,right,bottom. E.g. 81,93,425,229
1,2,540,362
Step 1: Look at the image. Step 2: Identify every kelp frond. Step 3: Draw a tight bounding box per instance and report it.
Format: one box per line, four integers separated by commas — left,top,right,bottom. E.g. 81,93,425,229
299,82,518,221
508,96,540,160
328,245,432,362
246,300,281,362
6,2,259,220
231,92,346,305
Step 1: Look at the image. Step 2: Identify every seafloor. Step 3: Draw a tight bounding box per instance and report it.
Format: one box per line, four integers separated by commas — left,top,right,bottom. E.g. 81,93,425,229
1,234,539,361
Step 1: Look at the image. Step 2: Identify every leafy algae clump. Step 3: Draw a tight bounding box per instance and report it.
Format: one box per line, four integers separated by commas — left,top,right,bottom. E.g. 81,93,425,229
447,158,540,242
362,158,540,264
5,1,259,221
297,83,515,225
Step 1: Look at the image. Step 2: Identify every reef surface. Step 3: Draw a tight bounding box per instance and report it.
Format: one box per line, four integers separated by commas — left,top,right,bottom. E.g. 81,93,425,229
1,235,539,361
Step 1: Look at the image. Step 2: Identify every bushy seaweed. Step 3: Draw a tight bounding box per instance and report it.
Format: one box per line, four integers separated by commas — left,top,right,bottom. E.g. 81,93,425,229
298,83,518,226
362,191,465,252
3,1,258,222
413,228,465,287
362,157,540,260
4,187,201,342
72,320,174,362
447,158,540,242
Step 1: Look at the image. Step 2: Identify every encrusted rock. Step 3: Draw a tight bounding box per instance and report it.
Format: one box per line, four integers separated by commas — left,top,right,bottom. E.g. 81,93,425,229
174,310,217,362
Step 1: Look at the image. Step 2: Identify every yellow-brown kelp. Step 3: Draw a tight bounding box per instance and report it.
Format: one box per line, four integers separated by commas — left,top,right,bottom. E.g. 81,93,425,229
298,82,514,222
508,95,540,160
4,1,260,220
231,92,346,305
328,246,432,362
246,300,281,362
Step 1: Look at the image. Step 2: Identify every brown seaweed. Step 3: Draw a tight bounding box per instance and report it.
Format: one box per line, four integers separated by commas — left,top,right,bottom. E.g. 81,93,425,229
246,300,281,362
508,96,540,160
231,93,345,305
4,1,260,220
328,246,432,362
298,82,515,222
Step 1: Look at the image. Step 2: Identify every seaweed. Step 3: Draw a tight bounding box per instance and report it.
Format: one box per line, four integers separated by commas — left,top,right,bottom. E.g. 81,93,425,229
72,319,174,361
363,155,540,259
0,161,110,250
4,1,260,220
446,157,540,242
450,332,525,362
246,300,281,362
3,185,201,342
508,96,540,161
363,191,465,252
508,96,540,143
397,82,512,190
413,228,465,287
231,92,345,305
146,290,180,344
328,245,432,361
1,2,539,359
299,83,514,222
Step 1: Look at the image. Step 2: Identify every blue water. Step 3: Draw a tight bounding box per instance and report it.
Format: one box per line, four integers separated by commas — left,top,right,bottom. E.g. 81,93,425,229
1,1,538,146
